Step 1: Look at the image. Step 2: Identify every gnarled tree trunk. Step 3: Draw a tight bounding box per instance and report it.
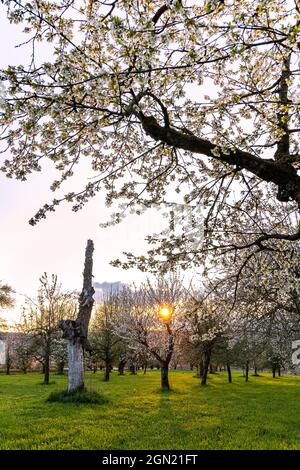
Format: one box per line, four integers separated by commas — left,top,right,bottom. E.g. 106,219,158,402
201,349,211,386
161,362,170,390
67,340,84,391
5,353,11,375
59,240,95,393
44,350,50,385
104,362,110,382
118,357,126,375
44,338,51,384
245,360,249,382
227,362,232,383
160,324,174,391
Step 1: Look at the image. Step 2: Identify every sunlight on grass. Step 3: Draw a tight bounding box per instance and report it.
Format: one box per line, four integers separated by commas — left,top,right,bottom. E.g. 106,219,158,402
1,370,300,449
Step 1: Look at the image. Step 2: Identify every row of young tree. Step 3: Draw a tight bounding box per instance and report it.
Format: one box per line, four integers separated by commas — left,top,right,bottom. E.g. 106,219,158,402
1,259,299,391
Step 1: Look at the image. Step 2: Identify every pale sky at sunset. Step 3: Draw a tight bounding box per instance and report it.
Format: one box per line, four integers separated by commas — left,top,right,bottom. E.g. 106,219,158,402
0,9,171,324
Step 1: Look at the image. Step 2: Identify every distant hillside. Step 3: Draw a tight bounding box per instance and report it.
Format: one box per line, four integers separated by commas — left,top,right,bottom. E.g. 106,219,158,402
93,281,125,303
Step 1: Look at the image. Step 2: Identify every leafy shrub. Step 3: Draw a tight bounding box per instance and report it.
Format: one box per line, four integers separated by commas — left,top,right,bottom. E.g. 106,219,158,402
47,389,107,404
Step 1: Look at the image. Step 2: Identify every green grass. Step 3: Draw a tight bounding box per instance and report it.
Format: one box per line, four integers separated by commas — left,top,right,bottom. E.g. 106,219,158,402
1,370,300,450
47,389,107,404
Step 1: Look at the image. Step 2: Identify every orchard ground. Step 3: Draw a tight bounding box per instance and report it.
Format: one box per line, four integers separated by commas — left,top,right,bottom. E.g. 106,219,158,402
1,370,300,450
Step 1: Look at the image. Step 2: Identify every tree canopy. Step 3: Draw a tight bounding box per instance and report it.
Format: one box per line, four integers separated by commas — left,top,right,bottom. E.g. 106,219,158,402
1,0,300,272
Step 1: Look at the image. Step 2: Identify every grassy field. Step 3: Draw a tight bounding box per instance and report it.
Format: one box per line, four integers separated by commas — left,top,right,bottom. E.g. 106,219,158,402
1,370,300,450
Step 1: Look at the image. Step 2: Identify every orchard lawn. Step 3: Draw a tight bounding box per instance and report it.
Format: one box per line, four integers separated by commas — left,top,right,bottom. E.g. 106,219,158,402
1,370,300,450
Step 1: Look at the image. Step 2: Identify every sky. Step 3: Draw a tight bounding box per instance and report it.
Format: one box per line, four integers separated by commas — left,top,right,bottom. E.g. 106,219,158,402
0,9,173,324
0,3,261,326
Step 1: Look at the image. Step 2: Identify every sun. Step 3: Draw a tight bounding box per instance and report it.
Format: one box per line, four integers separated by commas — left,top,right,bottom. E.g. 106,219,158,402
159,306,172,321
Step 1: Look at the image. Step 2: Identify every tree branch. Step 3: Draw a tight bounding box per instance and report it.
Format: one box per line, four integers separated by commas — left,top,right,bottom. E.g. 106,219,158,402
135,112,300,204
274,55,291,165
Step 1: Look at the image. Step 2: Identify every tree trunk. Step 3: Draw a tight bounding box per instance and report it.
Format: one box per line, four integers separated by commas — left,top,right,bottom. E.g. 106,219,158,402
161,363,170,390
195,363,201,378
44,351,50,384
245,360,249,382
272,366,276,378
67,339,84,392
254,366,258,376
104,362,110,382
143,363,147,374
59,240,95,393
118,360,126,375
227,362,232,383
201,350,211,386
6,355,11,375
278,367,281,377
57,361,64,375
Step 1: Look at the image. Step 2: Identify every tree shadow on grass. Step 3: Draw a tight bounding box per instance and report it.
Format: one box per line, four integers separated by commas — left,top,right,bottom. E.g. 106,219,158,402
37,381,56,386
154,386,184,395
